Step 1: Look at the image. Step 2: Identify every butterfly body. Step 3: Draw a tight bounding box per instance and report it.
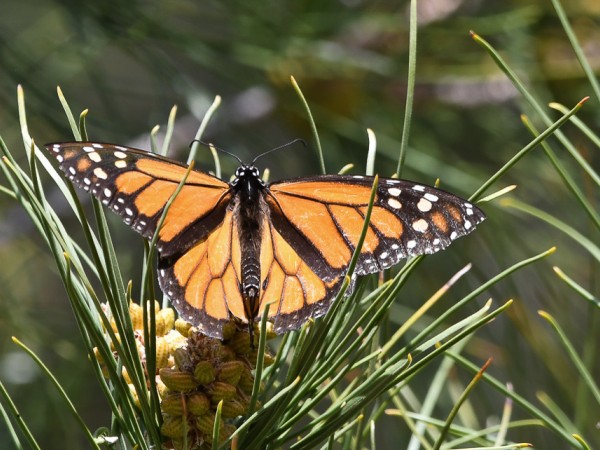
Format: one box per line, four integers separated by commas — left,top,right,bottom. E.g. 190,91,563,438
230,165,267,326
46,142,485,338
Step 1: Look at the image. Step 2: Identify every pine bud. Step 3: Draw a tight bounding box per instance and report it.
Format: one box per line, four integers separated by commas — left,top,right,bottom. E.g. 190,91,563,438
159,368,198,392
208,381,237,403
217,345,237,362
229,331,251,354
160,415,185,438
195,413,215,436
221,321,237,340
128,302,144,330
155,337,170,369
155,307,175,336
193,361,215,385
160,393,186,416
238,367,255,394
175,318,192,337
217,361,245,386
248,350,275,367
221,399,247,418
173,347,191,371
187,392,210,416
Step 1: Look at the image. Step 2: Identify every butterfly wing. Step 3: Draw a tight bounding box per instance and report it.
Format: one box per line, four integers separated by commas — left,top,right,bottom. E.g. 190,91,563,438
157,201,250,337
257,175,485,331
256,212,345,333
46,142,247,337
46,142,232,257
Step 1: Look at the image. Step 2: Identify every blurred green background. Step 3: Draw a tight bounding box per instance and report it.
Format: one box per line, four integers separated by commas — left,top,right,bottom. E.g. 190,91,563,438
0,0,598,448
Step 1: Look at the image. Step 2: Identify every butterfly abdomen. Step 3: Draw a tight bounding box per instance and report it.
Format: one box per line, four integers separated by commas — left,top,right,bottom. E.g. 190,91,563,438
240,255,261,318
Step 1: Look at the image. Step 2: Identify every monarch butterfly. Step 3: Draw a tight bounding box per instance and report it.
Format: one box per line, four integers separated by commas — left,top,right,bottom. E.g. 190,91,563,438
46,141,485,338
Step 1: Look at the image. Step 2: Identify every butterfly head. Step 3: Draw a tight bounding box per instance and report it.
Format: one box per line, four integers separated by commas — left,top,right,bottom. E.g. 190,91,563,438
232,164,266,188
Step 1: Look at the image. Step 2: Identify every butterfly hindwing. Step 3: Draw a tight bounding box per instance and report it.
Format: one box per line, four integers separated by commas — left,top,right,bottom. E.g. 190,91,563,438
256,216,345,333
157,205,246,338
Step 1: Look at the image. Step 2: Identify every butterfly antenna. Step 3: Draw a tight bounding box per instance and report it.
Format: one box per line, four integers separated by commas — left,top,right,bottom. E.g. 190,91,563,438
251,138,307,165
189,139,244,165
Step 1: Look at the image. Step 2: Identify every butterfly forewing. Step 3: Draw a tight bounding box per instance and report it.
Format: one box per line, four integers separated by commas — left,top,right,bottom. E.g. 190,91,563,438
46,142,231,257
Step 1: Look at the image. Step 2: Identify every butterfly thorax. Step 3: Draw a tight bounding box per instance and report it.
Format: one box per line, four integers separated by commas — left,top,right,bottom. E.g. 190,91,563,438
231,165,267,326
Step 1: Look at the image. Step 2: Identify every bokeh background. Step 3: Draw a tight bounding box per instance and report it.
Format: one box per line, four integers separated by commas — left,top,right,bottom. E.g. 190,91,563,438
0,0,598,448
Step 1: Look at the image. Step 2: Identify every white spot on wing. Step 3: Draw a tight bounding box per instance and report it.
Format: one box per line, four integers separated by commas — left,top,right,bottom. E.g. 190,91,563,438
388,187,401,196
417,198,432,212
92,143,103,148
424,193,438,202
407,240,417,249
93,168,108,179
450,231,458,240
115,160,127,168
88,152,102,163
387,198,402,209
114,151,127,159
464,220,472,230
83,146,94,153
56,155,64,163
104,188,112,197
68,167,76,175
412,219,429,232
412,185,425,192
